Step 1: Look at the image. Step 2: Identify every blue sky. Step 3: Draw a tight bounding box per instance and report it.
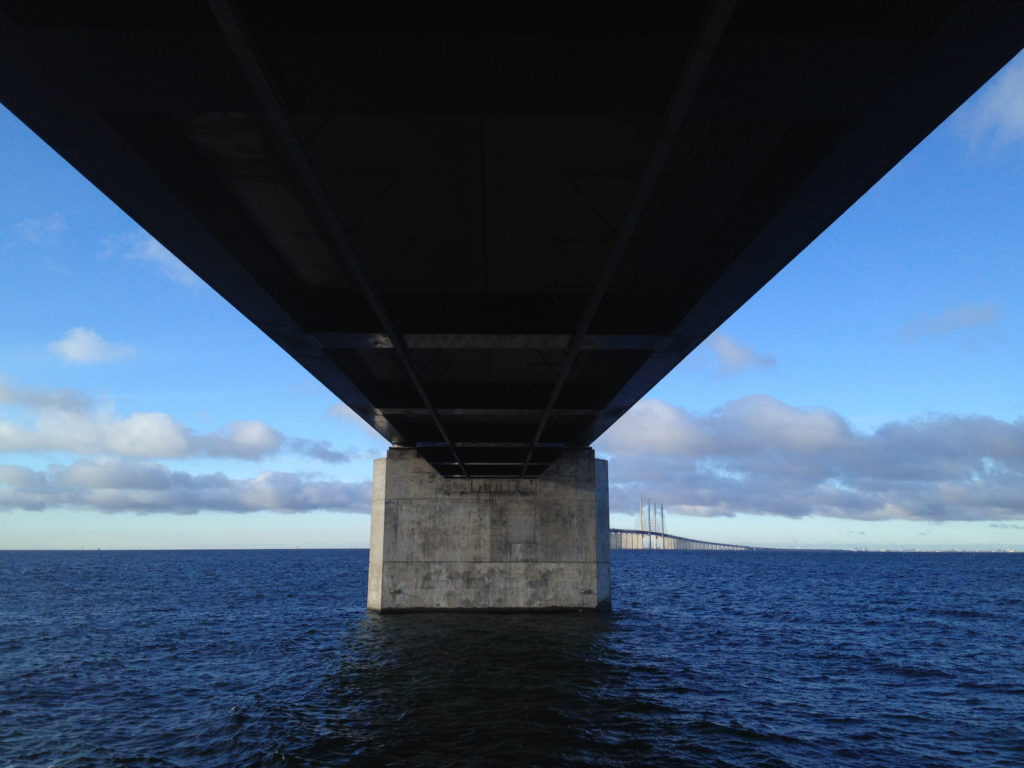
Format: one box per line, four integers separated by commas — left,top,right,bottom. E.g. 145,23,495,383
3,54,1023,551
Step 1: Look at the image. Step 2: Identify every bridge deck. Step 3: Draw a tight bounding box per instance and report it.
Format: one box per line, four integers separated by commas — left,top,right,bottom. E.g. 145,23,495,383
2,4,1022,477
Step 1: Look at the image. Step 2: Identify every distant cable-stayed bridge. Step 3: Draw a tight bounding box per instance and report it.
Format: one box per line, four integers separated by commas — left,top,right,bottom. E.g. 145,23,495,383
611,499,752,550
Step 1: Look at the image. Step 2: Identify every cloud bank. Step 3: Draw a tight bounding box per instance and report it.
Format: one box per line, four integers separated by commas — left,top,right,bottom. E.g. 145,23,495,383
0,380,368,515
0,380,355,463
0,458,371,515
1,381,276,459
597,396,1024,523
6,379,1020,523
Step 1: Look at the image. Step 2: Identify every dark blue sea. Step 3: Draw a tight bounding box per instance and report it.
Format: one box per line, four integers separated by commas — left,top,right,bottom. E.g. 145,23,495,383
1,550,1022,767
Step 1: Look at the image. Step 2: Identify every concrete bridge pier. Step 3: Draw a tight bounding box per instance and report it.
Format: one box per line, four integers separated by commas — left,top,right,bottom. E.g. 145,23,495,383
368,447,610,612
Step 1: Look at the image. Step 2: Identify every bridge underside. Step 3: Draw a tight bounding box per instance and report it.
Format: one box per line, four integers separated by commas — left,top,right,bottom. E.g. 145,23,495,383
3,3,1023,480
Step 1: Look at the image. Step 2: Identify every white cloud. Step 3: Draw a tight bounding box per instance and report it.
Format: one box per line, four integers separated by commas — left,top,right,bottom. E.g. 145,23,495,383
0,380,349,464
902,303,1002,339
0,457,371,514
107,230,198,286
597,396,1024,523
706,333,776,376
48,327,136,364
103,412,192,457
596,398,707,456
195,420,284,459
963,51,1024,152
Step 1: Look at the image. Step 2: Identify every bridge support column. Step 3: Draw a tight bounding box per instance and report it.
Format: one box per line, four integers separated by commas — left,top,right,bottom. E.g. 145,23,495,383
367,447,610,612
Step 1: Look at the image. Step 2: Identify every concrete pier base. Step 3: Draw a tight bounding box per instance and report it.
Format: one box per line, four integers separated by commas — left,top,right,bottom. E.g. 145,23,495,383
367,447,610,612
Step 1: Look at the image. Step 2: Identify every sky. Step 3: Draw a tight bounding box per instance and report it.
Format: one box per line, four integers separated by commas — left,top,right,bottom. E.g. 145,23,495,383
3,54,1024,551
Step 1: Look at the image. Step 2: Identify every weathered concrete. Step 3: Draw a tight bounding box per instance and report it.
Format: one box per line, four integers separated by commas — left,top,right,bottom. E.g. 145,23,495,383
368,447,610,612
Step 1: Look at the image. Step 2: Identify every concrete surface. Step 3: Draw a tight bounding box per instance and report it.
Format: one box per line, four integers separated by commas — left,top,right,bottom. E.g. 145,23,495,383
368,447,610,611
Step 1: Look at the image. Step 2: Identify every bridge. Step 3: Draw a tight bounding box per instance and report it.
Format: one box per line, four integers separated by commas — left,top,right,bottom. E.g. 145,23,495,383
612,499,749,550
611,499,751,550
611,529,751,552
2,3,1022,610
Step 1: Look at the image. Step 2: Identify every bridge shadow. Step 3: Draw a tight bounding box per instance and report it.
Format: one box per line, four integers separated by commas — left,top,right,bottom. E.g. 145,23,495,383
296,611,678,766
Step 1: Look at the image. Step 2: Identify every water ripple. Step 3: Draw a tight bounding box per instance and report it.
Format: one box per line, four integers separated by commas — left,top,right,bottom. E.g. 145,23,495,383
1,550,1022,766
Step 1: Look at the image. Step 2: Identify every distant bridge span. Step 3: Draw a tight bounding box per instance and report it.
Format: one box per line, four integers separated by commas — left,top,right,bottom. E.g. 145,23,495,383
611,529,751,551
4,4,1023,610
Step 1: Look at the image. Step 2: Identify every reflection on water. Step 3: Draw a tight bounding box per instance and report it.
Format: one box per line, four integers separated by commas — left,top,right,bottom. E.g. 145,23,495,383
324,612,636,766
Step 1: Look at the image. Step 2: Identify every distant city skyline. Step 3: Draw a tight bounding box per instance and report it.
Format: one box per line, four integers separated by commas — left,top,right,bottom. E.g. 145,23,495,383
2,52,1023,552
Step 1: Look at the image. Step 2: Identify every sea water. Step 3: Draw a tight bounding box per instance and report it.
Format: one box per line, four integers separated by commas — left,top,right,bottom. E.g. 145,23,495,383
2,549,1022,767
